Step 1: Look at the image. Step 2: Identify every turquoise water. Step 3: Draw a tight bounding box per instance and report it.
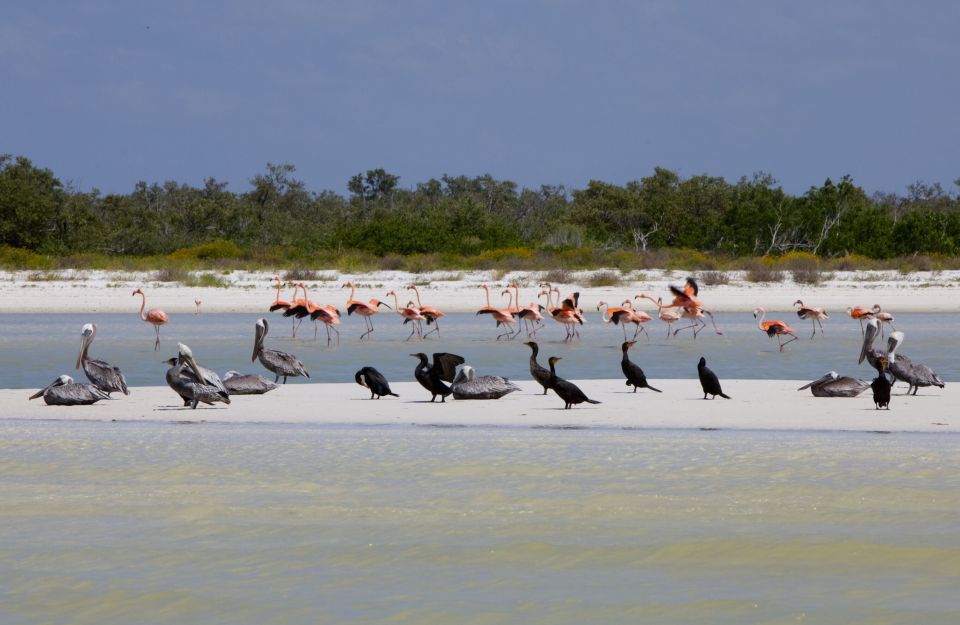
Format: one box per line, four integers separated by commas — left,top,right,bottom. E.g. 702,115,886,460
2,420,958,624
1,312,955,388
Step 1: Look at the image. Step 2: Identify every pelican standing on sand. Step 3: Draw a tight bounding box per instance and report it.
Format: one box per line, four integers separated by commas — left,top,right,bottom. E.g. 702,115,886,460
797,372,870,397
885,331,944,395
133,288,169,350
76,323,129,396
252,318,310,383
450,365,520,400
30,375,110,405
164,343,231,409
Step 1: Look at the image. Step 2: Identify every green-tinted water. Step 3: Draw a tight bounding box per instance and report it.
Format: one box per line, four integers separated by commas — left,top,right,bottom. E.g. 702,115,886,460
1,421,958,624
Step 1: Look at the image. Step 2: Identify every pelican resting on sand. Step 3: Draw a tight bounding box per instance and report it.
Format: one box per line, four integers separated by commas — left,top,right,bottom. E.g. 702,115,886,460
165,343,231,409
253,318,310,383
76,323,129,396
355,366,398,399
30,375,110,405
450,365,520,400
885,331,944,395
797,372,870,397
222,371,279,395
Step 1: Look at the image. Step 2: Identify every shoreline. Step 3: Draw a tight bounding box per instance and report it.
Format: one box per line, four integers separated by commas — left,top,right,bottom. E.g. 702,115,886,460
6,380,956,433
2,268,960,314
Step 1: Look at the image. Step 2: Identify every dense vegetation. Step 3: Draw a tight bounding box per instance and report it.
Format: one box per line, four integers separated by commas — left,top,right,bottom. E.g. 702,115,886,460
2,154,959,271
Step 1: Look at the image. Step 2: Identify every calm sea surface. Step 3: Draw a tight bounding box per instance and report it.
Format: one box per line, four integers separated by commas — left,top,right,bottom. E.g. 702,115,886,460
1,420,958,624
0,312,956,389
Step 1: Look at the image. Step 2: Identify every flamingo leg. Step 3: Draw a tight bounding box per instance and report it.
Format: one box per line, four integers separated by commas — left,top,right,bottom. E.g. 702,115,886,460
817,318,825,336
405,322,417,341
154,325,161,351
778,333,799,352
810,319,817,340
674,323,698,337
423,320,440,338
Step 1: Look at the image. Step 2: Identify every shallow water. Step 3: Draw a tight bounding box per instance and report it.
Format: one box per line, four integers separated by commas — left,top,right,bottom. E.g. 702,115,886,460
1,420,958,624
0,311,955,389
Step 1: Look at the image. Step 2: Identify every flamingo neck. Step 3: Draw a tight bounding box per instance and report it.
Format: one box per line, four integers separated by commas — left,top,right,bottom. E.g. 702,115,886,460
756,310,766,329
411,286,423,307
137,292,147,320
483,286,491,308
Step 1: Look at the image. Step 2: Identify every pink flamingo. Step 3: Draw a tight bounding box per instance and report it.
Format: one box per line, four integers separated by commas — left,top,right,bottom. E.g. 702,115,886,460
793,300,829,339
635,294,680,338
132,288,169,350
598,300,650,340
476,284,518,340
342,281,390,341
386,291,427,341
406,284,445,338
872,304,896,337
194,297,201,315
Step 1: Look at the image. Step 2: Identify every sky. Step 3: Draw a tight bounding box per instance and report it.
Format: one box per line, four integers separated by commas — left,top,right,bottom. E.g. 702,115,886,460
2,1,958,196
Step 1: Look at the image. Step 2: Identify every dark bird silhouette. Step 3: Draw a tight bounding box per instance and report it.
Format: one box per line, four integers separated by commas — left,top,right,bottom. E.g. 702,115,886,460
871,360,893,410
76,323,129,396
411,352,464,402
222,371,279,395
697,356,730,399
355,366,398,399
252,318,310,383
547,356,601,409
523,341,551,395
621,341,661,393
29,375,110,405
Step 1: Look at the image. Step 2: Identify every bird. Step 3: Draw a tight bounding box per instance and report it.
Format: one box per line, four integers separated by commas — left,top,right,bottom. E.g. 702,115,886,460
797,372,870,397
355,366,398,399
504,283,544,337
858,318,907,375
450,365,521,399
252,318,310,383
268,276,292,312
621,341,661,393
29,375,111,406
598,301,649,341
132,288,169,350
194,297,202,315
386,290,426,340
697,357,730,399
75,323,129,396
406,284,445,338
343,281,390,340
476,284,519,340
411,352,464,402
309,301,342,346
164,343,231,409
872,304,896,337
871,360,893,410
793,300,828,339
523,341,552,395
222,371,279,395
753,307,798,352
635,294,680,338
656,277,724,337
846,306,874,335
885,331,944,395
546,356,601,409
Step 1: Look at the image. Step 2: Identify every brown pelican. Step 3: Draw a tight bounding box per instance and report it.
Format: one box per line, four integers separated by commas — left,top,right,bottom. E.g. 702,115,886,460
797,372,870,397
76,323,129,396
547,356,601,409
886,331,944,395
164,343,231,409
29,375,110,405
697,356,730,399
222,371,279,395
523,341,551,395
450,365,520,400
252,318,310,383
412,352,464,402
858,319,907,373
355,367,398,399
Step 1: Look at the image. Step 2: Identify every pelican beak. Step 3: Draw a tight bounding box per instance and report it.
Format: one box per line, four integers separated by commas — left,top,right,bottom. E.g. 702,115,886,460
181,352,207,385
76,332,91,370
29,377,63,400
253,322,266,362
858,320,879,364
797,372,832,391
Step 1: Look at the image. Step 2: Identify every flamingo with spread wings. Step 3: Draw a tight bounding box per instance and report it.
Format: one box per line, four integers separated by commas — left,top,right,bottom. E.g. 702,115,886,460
754,307,798,352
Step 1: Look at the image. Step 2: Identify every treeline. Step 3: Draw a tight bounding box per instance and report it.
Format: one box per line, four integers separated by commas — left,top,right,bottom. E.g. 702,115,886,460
1,154,959,264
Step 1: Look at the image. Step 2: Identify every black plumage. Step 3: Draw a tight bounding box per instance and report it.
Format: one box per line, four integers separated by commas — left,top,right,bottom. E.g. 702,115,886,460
523,341,551,395
547,356,601,409
412,352,464,402
355,366,398,399
871,366,893,410
697,356,730,399
621,341,661,393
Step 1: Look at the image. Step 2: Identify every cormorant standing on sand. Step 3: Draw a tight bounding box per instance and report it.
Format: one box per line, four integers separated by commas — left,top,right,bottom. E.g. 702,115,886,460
355,366,398,399
621,341,661,393
547,356,601,409
523,341,551,395
697,357,730,399
411,352,464,402
871,360,893,410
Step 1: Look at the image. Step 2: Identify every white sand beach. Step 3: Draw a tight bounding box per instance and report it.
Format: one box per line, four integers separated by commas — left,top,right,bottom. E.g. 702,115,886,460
2,269,959,314
6,379,955,433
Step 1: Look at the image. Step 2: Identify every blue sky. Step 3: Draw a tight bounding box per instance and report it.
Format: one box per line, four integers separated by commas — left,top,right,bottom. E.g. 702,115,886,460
2,1,957,195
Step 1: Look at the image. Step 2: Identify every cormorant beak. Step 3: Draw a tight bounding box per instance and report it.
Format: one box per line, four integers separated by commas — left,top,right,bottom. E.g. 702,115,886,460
355,371,368,388
858,321,879,364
